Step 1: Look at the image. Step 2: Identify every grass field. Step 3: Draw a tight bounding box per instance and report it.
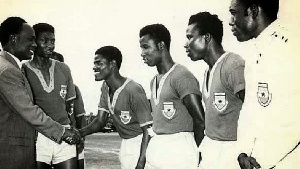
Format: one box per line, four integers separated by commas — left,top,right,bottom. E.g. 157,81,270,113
85,132,122,169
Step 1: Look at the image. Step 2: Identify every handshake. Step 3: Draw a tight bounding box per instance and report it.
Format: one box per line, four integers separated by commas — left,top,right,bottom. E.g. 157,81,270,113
61,127,82,145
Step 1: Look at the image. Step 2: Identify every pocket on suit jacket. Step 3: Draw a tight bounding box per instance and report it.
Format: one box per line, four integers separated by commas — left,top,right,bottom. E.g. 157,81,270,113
8,137,31,147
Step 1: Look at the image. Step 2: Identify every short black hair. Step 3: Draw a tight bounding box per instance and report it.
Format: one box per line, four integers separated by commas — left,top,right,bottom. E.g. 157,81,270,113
95,46,122,69
139,24,171,51
0,17,27,46
188,12,223,45
239,0,279,21
33,23,54,38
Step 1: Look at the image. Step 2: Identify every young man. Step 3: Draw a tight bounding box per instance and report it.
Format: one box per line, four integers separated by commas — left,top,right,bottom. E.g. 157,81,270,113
139,24,205,169
79,46,153,169
229,0,300,168
22,23,78,169
73,85,87,169
0,17,80,169
185,12,245,169
49,51,87,169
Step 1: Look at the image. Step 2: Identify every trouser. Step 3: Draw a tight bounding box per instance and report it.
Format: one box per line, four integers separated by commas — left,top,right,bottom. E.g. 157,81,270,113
119,134,143,169
145,132,198,169
198,136,239,169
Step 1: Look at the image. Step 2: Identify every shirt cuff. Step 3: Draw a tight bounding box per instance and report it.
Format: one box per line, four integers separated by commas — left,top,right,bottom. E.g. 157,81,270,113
140,121,153,127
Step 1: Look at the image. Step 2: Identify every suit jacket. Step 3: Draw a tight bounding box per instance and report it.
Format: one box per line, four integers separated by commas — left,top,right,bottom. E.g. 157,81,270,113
0,52,65,169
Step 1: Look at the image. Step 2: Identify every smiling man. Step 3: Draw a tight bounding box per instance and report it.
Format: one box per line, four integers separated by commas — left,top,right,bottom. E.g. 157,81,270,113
0,17,80,169
79,46,153,169
185,12,245,169
22,23,78,169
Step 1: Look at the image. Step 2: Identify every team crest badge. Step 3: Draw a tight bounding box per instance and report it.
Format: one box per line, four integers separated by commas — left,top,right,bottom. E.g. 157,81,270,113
162,102,176,119
120,111,131,124
213,93,228,112
257,82,272,107
60,85,67,99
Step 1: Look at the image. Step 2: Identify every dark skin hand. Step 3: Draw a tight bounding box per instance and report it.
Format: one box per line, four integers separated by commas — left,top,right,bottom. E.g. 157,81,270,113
183,93,205,165
183,93,205,146
135,125,151,169
237,89,256,169
238,153,261,169
62,127,81,145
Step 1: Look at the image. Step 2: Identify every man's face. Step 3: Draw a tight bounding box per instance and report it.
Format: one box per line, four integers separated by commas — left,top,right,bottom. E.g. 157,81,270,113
35,32,55,58
14,23,37,61
185,23,207,61
139,34,162,67
229,0,254,42
93,54,112,81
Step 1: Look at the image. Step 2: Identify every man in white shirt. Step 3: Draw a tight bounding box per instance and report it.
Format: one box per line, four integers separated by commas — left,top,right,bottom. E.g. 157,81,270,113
229,0,300,168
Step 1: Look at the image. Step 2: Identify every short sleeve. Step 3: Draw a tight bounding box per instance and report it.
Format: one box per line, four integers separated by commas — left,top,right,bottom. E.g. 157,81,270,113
228,65,245,94
64,64,76,101
225,56,245,94
130,84,153,127
172,66,201,99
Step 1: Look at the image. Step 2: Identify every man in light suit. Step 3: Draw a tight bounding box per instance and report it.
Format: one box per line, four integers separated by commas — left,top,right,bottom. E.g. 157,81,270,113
0,17,81,169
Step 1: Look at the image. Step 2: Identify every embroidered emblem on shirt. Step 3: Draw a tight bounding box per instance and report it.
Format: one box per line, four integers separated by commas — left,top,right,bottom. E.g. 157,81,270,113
257,82,272,107
60,85,67,99
162,102,176,119
120,111,131,124
213,93,228,112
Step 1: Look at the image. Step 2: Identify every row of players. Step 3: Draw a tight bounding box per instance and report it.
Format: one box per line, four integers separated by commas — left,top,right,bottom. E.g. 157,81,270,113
0,0,299,169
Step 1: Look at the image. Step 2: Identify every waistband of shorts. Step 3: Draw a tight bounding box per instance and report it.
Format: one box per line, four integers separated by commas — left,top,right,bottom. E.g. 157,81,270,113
122,133,143,141
154,132,194,137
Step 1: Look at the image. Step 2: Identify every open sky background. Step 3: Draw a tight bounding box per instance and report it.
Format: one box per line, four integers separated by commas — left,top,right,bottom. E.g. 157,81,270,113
2,0,299,115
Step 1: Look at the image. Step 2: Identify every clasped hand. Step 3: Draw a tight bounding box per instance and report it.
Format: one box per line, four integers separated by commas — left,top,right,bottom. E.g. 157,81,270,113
62,127,81,145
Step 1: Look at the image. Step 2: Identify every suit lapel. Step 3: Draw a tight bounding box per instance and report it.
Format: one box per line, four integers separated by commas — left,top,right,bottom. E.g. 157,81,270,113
2,52,20,69
2,52,34,100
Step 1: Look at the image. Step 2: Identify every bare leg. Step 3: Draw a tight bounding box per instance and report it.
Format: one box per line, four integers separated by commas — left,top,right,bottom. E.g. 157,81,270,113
78,159,84,169
37,161,52,169
53,157,77,169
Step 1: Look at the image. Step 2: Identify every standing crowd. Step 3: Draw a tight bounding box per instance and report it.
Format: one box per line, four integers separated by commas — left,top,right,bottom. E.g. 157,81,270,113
0,0,299,169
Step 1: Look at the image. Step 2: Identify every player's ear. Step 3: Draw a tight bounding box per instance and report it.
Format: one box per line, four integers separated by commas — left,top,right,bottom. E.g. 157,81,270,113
110,60,117,69
10,34,17,44
158,42,165,51
249,4,259,19
204,33,211,44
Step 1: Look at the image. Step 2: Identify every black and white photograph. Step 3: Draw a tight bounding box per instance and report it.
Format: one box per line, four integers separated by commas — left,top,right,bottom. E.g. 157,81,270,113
0,0,299,168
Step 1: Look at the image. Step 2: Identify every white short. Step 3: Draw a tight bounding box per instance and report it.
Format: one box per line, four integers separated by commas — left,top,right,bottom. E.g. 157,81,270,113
78,149,84,160
119,134,143,169
36,132,77,165
198,136,239,169
145,132,198,169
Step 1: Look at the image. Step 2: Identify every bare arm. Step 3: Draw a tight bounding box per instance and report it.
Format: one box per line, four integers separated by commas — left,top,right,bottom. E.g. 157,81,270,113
183,93,205,146
75,115,87,129
135,124,151,169
79,110,109,137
